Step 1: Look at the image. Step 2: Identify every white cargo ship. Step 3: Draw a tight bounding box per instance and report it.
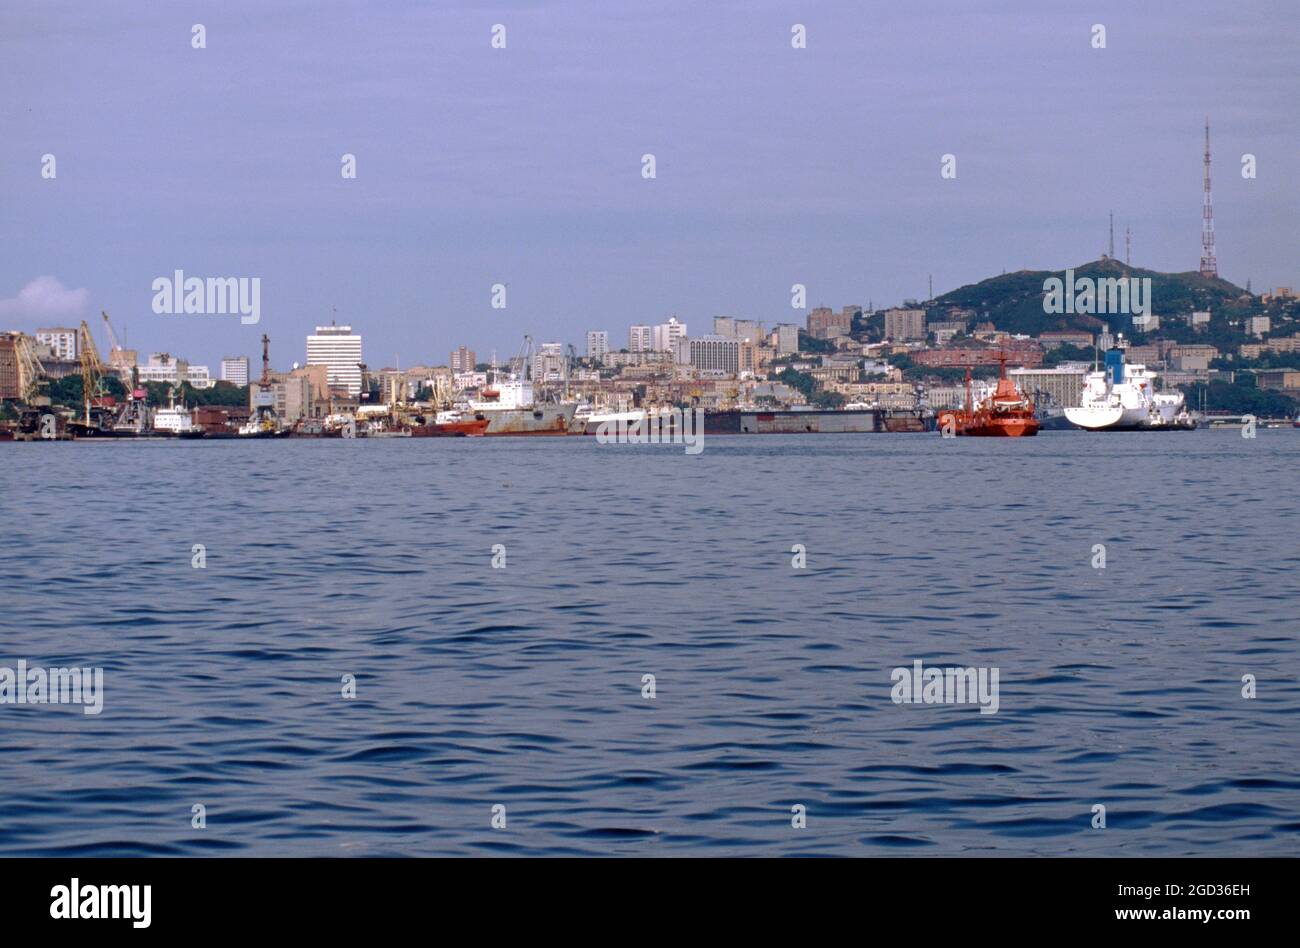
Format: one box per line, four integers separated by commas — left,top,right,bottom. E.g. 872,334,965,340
1064,336,1194,431
468,376,576,435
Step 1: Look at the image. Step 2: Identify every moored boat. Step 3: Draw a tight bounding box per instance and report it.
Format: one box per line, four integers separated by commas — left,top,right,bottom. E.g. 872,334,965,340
1064,335,1193,431
468,377,575,435
936,354,1040,437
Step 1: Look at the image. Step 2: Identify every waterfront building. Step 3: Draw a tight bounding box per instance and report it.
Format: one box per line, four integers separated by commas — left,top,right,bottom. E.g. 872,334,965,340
927,380,995,409
1009,366,1088,408
250,371,313,423
221,356,249,386
306,322,363,396
136,352,214,389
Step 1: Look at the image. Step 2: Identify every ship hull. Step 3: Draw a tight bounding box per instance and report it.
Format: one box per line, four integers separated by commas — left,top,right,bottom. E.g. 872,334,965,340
937,409,1040,437
1064,405,1186,431
704,409,886,434
959,419,1039,436
475,404,576,436
409,418,490,437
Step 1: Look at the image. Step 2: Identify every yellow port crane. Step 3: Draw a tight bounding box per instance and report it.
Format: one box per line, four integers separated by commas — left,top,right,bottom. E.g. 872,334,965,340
8,332,47,404
77,320,108,425
99,310,135,387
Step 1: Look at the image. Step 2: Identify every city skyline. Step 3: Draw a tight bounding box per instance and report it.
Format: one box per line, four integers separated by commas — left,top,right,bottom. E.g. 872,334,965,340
3,1,1298,369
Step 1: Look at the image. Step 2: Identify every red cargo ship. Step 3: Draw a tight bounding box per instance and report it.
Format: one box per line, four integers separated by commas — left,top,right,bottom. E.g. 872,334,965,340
408,415,489,437
936,353,1039,437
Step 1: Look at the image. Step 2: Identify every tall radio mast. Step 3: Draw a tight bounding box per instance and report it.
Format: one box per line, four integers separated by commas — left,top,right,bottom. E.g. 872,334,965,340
1199,117,1218,278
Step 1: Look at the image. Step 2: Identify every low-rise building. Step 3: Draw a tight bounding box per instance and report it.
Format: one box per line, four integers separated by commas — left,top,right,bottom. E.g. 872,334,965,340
1240,336,1300,358
914,342,1043,368
929,321,967,345
1009,366,1088,408
1038,331,1093,349
1256,369,1300,392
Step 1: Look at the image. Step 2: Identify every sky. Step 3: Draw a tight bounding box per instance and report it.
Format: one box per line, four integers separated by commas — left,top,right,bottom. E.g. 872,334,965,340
2,0,1298,372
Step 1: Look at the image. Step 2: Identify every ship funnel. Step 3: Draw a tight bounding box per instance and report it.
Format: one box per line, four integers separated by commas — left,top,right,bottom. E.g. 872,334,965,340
1104,347,1125,386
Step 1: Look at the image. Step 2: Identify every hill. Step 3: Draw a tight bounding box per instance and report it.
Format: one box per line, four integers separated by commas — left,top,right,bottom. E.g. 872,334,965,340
931,258,1255,341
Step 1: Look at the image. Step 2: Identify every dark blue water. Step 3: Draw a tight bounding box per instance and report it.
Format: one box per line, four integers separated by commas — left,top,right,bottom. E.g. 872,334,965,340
1,430,1298,856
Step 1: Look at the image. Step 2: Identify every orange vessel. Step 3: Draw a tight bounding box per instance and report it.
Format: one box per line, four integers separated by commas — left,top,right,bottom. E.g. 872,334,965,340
936,353,1040,437
408,417,490,437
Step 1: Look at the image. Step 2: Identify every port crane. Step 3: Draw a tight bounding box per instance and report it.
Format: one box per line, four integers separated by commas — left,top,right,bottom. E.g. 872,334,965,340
7,332,48,404
77,320,109,426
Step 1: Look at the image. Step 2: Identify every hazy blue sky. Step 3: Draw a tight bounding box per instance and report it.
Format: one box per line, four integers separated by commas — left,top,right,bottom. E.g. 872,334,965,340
3,0,1297,370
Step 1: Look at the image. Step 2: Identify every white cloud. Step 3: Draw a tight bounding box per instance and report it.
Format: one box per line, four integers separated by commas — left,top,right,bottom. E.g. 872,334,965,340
0,276,91,328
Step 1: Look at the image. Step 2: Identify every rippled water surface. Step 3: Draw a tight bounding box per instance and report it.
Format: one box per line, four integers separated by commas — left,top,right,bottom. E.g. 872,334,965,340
1,431,1298,856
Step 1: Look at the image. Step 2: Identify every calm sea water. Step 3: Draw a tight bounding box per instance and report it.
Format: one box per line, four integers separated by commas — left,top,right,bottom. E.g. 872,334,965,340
1,430,1298,856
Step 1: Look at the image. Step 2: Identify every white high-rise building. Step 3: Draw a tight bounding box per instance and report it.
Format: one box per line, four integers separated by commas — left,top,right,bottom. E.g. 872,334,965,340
629,325,652,352
221,356,249,386
586,330,609,362
136,353,214,389
306,322,363,395
35,328,77,361
653,316,687,352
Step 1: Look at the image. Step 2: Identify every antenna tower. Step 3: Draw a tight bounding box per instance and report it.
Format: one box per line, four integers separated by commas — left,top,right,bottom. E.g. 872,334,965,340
1200,117,1218,277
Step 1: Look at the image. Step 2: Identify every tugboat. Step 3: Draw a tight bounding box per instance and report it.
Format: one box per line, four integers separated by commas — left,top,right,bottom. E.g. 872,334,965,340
936,353,1040,437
